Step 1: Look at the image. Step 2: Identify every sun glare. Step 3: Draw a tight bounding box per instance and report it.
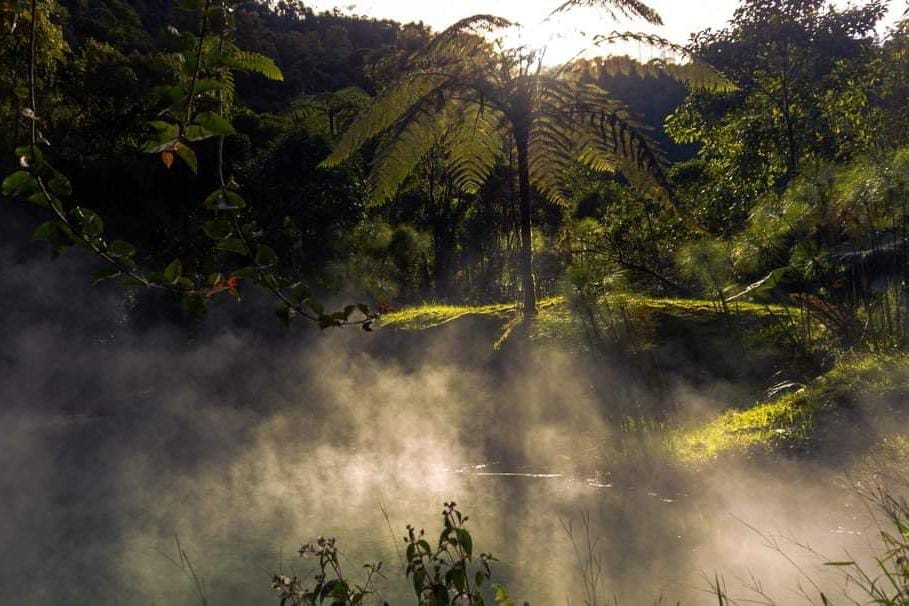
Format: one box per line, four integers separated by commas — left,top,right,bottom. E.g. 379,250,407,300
492,9,619,64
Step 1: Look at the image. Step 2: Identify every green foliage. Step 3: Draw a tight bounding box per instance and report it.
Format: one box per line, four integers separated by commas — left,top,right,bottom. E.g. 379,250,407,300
322,0,725,314
273,503,515,606
668,0,890,201
326,221,432,303
725,149,909,347
2,0,376,329
674,352,909,462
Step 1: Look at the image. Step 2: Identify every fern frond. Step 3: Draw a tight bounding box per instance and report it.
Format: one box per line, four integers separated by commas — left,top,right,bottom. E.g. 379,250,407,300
222,70,236,107
549,0,663,25
442,103,508,194
291,86,371,133
222,46,283,81
321,73,448,167
542,78,679,212
367,101,450,203
586,32,736,92
528,111,581,205
433,14,516,40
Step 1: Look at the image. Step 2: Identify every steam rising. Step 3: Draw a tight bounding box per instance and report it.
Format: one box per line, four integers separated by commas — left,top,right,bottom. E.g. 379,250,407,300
0,212,902,605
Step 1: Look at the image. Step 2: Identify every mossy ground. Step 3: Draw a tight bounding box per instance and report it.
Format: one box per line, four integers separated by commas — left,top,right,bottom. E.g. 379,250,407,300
379,301,521,329
380,294,788,340
672,353,909,464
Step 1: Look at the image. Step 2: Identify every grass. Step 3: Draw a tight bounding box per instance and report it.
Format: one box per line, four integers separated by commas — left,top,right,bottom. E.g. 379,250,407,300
673,353,909,464
380,294,786,334
379,297,565,330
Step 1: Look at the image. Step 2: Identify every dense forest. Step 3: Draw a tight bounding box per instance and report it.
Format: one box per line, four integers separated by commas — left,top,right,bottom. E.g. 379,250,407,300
3,0,909,604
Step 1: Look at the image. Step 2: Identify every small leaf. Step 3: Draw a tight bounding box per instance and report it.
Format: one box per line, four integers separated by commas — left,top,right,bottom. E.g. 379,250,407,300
2,171,38,197
455,528,473,558
71,207,103,238
202,219,232,241
47,173,72,197
175,144,198,173
15,144,43,169
204,188,246,210
194,111,235,137
32,221,57,242
231,266,257,279
255,245,278,267
26,192,50,207
163,258,182,284
109,240,136,258
215,238,250,255
91,267,122,284
161,150,175,169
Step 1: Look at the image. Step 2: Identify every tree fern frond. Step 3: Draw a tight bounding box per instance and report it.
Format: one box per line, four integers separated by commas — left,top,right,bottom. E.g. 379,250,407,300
221,45,283,81
586,32,736,92
321,73,448,167
650,61,737,93
291,87,371,133
546,80,680,212
443,103,508,193
549,0,663,25
528,115,580,205
367,101,450,204
421,15,514,63
434,14,516,39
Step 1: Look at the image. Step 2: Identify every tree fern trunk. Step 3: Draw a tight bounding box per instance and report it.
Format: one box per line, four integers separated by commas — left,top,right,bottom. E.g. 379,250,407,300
515,128,537,317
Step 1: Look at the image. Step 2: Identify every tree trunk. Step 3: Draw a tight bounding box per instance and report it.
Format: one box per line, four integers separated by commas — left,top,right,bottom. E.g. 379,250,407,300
515,128,537,317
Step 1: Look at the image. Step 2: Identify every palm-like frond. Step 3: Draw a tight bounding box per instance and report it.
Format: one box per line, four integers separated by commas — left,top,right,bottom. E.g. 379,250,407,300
219,42,283,81
422,15,515,62
291,86,371,134
321,73,448,167
367,100,449,203
585,32,737,92
362,97,509,203
442,103,509,194
528,112,581,204
524,77,673,208
549,0,663,25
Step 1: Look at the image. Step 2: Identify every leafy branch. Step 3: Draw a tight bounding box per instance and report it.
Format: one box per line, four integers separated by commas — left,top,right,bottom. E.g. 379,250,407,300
2,0,377,330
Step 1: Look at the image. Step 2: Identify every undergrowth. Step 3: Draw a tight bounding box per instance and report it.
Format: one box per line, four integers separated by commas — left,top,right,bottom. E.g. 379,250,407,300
674,353,909,463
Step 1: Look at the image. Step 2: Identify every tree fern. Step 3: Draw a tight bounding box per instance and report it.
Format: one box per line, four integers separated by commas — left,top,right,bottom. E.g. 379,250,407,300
549,0,663,25
324,1,723,315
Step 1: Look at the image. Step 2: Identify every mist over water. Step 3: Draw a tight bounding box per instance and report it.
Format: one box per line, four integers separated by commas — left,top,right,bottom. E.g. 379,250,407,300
0,210,899,605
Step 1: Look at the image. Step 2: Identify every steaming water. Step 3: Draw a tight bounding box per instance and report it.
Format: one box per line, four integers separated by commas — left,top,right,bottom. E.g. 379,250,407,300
0,219,893,605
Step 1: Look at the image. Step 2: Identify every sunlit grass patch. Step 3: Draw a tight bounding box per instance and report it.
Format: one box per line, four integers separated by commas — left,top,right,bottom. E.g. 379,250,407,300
609,294,791,320
673,353,909,464
379,297,565,330
674,392,815,464
527,299,580,342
